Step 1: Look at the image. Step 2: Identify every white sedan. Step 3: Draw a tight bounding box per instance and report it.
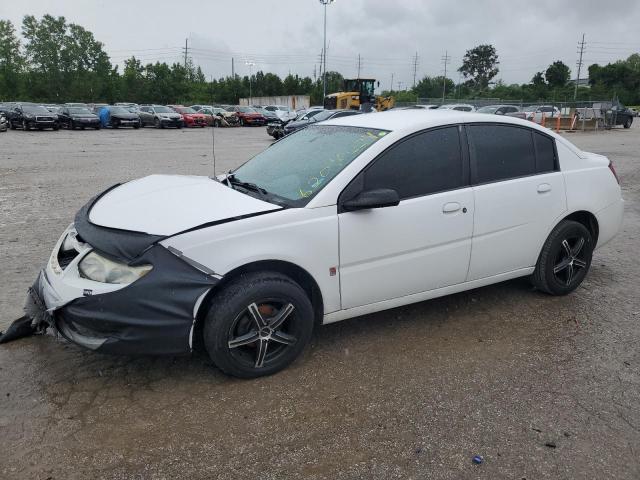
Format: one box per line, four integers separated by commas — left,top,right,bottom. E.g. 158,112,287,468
17,110,623,378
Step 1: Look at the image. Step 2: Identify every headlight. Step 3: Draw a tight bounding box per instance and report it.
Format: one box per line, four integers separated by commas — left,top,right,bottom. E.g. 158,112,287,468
78,251,152,284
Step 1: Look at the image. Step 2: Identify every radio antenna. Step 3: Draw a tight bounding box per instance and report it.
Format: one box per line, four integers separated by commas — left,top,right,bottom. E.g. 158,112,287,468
211,115,217,178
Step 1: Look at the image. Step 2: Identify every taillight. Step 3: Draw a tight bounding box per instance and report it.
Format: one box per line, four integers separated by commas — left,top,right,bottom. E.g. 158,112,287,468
609,160,620,184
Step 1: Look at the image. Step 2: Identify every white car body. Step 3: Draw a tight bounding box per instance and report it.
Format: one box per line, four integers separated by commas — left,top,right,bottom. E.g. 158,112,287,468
264,105,297,121
30,110,623,365
524,105,561,123
438,103,476,112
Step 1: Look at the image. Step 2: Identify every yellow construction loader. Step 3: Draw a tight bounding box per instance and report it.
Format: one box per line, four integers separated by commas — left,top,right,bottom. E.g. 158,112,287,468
324,78,395,112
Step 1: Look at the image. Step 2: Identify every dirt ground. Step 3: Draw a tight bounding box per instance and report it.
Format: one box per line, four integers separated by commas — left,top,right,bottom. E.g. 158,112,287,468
0,122,639,480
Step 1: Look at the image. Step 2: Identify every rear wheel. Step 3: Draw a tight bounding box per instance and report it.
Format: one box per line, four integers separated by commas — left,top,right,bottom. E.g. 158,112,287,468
203,272,314,378
531,220,593,295
624,117,632,129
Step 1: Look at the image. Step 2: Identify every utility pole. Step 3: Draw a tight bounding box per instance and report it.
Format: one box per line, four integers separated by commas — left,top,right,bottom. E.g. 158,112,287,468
246,61,255,105
574,33,586,100
412,51,419,88
357,54,361,79
390,73,394,93
183,38,189,68
313,64,317,81
231,57,235,77
441,51,451,102
319,0,335,99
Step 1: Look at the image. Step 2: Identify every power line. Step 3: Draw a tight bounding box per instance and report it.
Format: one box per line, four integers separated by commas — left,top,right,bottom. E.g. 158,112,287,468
574,33,586,100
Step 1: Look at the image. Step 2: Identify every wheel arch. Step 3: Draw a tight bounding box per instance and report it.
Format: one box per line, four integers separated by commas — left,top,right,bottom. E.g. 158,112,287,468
562,210,599,245
192,259,324,351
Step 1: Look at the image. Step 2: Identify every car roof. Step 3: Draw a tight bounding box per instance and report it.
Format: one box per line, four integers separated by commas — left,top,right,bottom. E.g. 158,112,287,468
321,108,544,133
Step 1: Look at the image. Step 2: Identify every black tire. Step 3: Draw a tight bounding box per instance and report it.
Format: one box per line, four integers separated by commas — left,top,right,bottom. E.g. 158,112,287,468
177,124,182,129
203,272,314,378
624,118,632,129
10,120,16,130
154,118,161,129
70,120,76,130
531,220,593,295
133,122,140,129
240,118,245,126
94,125,101,130
22,120,29,131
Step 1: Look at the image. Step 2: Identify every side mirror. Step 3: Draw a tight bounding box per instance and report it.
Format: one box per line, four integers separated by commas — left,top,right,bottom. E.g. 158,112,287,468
342,188,400,212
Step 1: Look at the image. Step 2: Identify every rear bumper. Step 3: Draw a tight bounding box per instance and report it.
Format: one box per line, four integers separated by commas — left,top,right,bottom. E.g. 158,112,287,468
595,197,624,250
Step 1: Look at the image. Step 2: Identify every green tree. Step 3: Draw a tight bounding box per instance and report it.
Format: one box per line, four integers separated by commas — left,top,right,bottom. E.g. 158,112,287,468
544,61,570,88
0,20,24,100
458,44,499,90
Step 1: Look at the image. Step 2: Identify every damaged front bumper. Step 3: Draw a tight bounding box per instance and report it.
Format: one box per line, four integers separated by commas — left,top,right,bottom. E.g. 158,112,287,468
7,223,219,355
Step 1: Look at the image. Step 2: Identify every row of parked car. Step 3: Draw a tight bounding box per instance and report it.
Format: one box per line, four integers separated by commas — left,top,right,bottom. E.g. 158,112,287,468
411,102,635,128
0,102,300,131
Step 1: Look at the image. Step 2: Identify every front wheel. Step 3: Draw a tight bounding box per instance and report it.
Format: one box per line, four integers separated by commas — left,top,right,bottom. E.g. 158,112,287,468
531,220,593,295
203,272,314,378
624,118,632,129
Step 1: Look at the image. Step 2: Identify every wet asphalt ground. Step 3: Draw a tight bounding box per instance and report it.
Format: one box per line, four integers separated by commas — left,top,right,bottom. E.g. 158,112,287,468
0,122,639,479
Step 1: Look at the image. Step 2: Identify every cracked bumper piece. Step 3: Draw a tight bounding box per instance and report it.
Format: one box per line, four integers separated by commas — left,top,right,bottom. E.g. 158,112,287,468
31,244,219,356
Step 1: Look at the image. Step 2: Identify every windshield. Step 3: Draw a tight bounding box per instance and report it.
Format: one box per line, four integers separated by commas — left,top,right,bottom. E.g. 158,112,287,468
154,106,174,113
23,105,50,114
68,107,92,114
231,125,388,206
109,106,130,114
176,107,196,114
237,106,256,113
477,106,498,114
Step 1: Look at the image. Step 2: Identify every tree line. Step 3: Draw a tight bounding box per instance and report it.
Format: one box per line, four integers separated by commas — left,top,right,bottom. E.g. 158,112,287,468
1,16,640,107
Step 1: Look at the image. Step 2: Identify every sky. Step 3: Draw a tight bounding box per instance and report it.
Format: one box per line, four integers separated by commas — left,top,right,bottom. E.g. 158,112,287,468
2,0,640,91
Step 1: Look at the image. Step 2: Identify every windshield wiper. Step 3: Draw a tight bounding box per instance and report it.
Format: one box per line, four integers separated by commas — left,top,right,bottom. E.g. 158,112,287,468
226,174,268,200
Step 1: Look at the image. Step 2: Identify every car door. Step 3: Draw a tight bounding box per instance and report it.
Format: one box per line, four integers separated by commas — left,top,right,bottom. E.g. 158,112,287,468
466,123,566,281
338,126,474,309
138,107,151,125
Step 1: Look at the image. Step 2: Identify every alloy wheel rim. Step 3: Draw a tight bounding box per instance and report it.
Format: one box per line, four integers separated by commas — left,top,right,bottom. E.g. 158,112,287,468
553,236,588,286
227,299,297,369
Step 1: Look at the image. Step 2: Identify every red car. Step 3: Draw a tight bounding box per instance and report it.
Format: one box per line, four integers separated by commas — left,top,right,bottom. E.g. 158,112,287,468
227,106,266,126
168,105,207,128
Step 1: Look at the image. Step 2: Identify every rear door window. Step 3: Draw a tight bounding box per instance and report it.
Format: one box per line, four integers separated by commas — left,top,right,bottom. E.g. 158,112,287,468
362,126,466,200
467,124,536,183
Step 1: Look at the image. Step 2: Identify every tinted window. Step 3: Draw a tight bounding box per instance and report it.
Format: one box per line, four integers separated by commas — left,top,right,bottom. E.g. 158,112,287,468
363,127,464,199
534,132,556,173
468,125,536,183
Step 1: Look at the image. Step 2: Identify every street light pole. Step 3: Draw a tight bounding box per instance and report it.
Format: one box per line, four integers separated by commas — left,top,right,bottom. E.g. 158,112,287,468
245,61,255,105
319,0,334,101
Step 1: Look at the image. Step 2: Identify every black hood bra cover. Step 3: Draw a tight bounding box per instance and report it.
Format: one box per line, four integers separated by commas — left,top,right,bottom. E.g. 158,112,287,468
74,185,165,262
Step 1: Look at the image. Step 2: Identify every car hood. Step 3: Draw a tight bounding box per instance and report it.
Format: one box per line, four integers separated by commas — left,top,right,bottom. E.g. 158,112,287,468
286,119,311,129
89,174,282,236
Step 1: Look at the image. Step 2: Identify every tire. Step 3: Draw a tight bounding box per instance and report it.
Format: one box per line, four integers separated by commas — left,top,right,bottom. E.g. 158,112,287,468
624,118,632,129
70,120,76,130
177,124,182,129
94,125,101,130
22,120,29,131
531,220,593,295
240,118,245,126
203,271,314,378
133,122,140,129
10,120,16,130
154,118,161,129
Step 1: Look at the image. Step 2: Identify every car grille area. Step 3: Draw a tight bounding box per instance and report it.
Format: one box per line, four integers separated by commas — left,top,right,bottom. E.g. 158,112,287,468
36,116,55,122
